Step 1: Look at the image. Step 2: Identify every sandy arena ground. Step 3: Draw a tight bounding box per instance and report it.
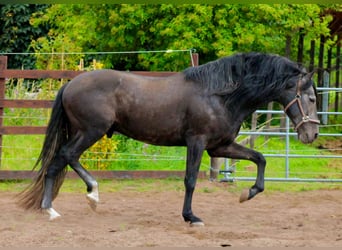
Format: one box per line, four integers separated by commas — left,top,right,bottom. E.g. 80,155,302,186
0,182,341,247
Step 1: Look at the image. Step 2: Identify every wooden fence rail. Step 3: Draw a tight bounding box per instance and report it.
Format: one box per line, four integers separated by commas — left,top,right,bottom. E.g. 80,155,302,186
0,54,207,180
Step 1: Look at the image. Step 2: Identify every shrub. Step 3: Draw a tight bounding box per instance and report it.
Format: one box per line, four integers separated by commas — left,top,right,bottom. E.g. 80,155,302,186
81,136,119,170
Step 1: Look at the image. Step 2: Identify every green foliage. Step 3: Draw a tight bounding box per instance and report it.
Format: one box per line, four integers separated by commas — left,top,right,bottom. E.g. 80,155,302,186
29,4,340,70
81,136,119,170
0,4,49,69
1,4,340,70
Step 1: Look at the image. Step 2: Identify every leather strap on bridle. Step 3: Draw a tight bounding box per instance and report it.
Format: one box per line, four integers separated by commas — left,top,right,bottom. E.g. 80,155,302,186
284,78,320,131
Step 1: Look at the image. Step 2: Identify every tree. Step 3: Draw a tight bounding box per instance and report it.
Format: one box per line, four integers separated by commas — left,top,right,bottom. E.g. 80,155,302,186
30,4,340,71
0,4,49,69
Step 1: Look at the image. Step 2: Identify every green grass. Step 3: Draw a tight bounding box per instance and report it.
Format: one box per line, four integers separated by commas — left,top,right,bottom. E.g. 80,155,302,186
1,135,44,170
1,131,341,182
0,134,208,171
1,132,341,197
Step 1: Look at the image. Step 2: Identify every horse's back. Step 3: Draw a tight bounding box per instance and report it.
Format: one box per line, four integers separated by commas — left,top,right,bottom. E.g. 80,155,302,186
61,69,196,145
64,69,185,94
64,70,129,94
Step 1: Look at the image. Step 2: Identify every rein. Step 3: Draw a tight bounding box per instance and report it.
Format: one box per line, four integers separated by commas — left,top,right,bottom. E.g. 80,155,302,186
284,78,320,131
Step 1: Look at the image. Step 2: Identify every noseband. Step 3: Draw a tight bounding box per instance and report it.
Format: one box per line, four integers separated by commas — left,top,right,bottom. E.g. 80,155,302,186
284,78,320,131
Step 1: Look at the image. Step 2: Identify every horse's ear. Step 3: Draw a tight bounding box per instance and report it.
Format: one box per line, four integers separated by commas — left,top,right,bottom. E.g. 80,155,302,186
304,71,315,80
300,71,315,90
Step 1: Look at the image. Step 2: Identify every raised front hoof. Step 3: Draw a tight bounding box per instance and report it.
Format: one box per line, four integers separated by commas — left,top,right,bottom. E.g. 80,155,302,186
86,193,99,211
239,189,251,203
44,208,61,221
239,187,263,203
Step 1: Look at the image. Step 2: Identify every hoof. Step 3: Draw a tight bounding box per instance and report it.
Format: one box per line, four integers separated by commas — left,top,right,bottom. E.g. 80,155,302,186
44,208,61,221
239,189,250,203
190,221,205,227
86,193,99,211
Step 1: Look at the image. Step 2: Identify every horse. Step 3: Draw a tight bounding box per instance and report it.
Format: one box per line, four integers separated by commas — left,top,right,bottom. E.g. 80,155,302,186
18,52,319,226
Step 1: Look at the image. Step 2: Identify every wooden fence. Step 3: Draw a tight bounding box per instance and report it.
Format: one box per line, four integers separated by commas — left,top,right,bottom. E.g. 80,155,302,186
0,54,208,180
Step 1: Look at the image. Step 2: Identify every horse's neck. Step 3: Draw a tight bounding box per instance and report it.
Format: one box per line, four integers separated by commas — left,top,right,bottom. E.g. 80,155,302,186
231,99,270,126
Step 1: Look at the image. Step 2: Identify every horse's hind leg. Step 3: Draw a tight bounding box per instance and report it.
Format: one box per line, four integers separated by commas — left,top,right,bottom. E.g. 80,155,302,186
41,154,68,220
62,130,104,210
42,130,104,220
69,161,99,211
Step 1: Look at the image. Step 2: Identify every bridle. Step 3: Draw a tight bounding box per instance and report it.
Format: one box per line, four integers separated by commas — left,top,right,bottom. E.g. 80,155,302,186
284,78,320,131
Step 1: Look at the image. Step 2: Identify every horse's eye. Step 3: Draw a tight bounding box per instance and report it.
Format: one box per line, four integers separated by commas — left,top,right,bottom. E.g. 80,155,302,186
309,96,316,103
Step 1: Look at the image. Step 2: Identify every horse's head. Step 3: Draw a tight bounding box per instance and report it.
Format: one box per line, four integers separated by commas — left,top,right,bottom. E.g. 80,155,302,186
282,72,319,144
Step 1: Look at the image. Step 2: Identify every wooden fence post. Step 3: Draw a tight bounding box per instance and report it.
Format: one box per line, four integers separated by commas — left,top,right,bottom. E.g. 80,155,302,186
0,56,8,167
191,52,199,67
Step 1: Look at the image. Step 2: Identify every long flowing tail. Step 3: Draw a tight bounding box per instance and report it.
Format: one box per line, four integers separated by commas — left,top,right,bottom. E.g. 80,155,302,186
17,83,69,210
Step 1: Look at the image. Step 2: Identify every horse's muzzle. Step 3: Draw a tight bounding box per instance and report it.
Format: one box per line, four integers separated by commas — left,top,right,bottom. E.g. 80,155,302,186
298,130,319,144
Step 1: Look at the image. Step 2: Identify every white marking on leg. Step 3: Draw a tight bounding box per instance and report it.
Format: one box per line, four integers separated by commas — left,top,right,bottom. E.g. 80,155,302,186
44,208,61,221
86,181,99,211
190,221,205,227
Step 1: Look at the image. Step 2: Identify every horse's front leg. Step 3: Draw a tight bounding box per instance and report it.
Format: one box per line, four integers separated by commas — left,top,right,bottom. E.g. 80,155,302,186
208,142,266,202
182,138,205,226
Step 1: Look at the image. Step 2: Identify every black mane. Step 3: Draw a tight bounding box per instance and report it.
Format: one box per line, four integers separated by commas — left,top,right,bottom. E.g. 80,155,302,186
184,52,304,106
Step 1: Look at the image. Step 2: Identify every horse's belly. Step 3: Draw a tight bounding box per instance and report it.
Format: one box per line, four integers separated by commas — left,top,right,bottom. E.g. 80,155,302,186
119,129,186,146
116,117,186,146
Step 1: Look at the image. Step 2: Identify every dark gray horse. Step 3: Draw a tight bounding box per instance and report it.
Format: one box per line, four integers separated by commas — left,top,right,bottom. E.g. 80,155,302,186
18,52,319,226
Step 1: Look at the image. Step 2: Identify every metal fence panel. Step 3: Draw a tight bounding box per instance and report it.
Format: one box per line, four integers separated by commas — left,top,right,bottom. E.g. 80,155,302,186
220,85,342,183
